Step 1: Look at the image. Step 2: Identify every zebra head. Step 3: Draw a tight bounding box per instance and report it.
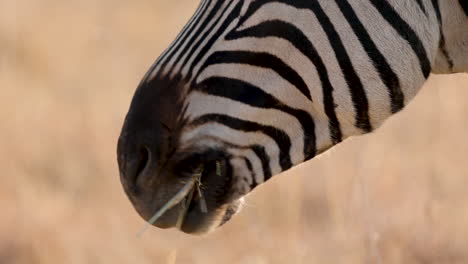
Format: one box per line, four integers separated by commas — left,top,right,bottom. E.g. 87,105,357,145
117,0,468,235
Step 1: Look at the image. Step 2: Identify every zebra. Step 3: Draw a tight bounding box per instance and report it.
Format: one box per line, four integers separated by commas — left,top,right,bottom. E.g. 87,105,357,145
117,0,468,234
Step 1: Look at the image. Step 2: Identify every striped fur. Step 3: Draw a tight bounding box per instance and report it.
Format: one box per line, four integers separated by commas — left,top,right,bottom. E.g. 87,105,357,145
118,0,468,234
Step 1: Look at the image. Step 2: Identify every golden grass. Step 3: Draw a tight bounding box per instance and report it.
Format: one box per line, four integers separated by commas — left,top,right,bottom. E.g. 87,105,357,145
1,1,468,263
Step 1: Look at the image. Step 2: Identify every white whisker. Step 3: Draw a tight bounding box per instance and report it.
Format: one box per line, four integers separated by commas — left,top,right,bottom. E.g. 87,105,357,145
176,184,196,229
216,160,222,176
196,179,208,213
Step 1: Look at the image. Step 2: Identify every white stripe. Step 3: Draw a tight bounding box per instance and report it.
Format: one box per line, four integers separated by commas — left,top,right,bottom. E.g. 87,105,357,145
320,0,392,130
146,0,210,81
386,0,438,62
196,63,333,151
186,91,305,164
348,0,427,101
182,123,282,175
165,0,222,75
232,2,355,142
227,148,265,185
187,1,240,79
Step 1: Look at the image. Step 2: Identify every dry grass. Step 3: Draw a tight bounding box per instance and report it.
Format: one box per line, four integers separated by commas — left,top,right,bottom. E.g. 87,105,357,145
1,1,468,263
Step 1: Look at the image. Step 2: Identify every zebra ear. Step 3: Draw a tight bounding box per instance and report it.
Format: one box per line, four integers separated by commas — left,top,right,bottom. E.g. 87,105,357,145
460,0,468,16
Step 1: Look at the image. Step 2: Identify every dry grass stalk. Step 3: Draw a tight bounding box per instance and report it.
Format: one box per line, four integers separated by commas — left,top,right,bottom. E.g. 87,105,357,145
137,164,213,236
136,178,196,237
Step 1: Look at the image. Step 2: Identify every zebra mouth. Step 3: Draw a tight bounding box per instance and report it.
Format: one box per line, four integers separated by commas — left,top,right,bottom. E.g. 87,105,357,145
176,158,234,234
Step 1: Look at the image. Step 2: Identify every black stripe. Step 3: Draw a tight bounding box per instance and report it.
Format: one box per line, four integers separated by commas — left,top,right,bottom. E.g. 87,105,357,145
431,0,442,23
226,20,343,144
460,0,468,16
369,0,432,78
166,0,229,76
439,35,454,70
187,1,243,81
157,1,208,65
334,0,405,113
199,51,312,101
241,157,258,189
415,0,427,15
190,114,292,171
155,0,212,75
308,1,371,132
196,77,316,160
430,0,454,71
237,0,269,26
208,139,272,183
231,0,410,113
250,145,272,181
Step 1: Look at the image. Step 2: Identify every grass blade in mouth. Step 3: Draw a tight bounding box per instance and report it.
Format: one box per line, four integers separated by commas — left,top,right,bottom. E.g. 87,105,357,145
176,183,195,229
196,178,208,213
136,179,196,237
136,165,211,236
190,160,222,214
216,160,222,177
192,164,208,213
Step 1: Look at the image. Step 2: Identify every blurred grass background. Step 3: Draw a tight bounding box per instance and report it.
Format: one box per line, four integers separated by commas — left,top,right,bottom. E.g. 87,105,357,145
1,0,468,263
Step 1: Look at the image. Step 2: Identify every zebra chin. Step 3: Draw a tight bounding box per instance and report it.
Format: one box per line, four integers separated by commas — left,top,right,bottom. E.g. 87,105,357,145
178,197,245,234
128,156,244,234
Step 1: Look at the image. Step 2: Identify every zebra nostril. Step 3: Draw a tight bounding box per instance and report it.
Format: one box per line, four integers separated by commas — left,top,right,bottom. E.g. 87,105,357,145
135,146,151,182
121,144,152,193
